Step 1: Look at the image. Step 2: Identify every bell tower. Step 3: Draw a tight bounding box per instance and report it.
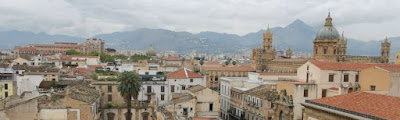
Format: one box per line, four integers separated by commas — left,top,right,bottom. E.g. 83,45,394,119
381,36,390,63
263,25,273,51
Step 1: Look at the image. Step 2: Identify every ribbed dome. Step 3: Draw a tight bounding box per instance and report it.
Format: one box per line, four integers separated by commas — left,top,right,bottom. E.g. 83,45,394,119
315,26,340,40
315,12,340,40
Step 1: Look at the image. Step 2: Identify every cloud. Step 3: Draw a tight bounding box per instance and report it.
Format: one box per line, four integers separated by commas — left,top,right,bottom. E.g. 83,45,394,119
0,0,399,41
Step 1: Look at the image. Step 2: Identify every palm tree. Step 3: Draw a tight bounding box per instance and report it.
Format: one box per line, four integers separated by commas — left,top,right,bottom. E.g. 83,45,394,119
117,71,142,120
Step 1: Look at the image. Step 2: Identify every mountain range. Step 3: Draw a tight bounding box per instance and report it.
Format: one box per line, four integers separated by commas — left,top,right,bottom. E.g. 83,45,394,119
1,19,399,57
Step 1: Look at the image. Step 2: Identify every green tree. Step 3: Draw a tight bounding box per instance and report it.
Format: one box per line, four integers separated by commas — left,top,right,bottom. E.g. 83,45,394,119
117,72,142,120
225,61,230,66
88,52,100,56
232,61,237,66
65,50,81,55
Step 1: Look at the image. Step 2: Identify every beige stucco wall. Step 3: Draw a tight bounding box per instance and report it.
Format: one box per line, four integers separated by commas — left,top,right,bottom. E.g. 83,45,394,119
359,67,390,92
193,88,220,117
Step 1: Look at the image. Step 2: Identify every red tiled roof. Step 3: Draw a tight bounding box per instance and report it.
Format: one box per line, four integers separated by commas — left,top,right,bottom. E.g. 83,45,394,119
165,57,181,61
328,87,339,91
312,92,400,120
260,72,296,76
166,68,203,79
203,66,255,71
375,64,400,72
309,60,381,71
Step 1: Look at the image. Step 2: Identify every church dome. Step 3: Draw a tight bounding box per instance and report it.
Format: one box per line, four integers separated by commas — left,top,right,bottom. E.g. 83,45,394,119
315,26,340,40
315,13,340,40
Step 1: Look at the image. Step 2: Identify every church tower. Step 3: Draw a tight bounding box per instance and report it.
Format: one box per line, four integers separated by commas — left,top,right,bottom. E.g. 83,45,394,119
381,36,390,63
286,48,293,58
313,12,341,61
337,32,347,55
263,26,273,51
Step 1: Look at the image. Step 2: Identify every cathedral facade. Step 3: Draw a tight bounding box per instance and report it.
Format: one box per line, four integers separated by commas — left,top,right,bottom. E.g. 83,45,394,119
313,12,390,63
252,12,391,73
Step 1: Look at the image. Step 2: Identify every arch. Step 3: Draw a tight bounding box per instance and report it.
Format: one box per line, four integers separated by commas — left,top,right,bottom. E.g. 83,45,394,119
106,112,115,120
279,111,285,120
141,112,150,120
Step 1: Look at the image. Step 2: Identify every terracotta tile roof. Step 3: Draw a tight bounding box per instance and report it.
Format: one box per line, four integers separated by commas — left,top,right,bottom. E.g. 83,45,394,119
203,66,255,71
165,57,181,61
166,68,203,79
187,85,206,93
309,60,381,71
375,64,400,72
244,85,278,100
329,87,339,91
170,93,194,103
260,72,297,76
311,92,400,120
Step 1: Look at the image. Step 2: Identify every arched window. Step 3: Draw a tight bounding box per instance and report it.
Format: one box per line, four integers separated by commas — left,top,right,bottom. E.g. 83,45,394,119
142,112,150,120
280,111,285,120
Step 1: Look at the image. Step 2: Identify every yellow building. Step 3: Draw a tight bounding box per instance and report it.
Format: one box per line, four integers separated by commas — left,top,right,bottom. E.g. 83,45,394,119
0,67,14,99
395,51,400,64
359,65,400,97
202,66,255,90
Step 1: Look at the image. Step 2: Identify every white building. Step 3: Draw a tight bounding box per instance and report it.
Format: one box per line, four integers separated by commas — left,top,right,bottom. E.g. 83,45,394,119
220,77,275,120
15,74,44,95
166,68,205,98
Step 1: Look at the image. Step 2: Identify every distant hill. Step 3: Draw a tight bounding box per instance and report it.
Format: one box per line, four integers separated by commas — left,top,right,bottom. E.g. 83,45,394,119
1,20,399,57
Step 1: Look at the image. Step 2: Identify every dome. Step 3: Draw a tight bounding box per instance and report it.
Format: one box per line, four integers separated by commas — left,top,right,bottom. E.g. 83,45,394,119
315,26,340,40
315,12,340,40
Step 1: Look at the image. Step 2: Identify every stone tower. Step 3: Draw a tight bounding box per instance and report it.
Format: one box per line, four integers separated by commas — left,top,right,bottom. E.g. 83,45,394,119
381,37,390,63
286,48,293,58
313,12,341,61
337,32,347,55
263,26,273,51
262,26,276,60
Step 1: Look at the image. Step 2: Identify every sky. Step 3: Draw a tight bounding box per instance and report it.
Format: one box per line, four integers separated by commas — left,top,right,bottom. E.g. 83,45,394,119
0,0,399,41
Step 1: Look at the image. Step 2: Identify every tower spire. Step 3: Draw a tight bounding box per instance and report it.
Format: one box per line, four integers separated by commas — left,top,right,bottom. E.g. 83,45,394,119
266,24,271,33
385,36,389,42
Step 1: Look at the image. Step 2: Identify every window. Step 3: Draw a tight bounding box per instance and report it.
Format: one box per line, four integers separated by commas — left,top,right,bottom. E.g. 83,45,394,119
52,78,56,81
145,72,149,75
161,86,165,92
171,85,175,93
307,65,309,70
303,89,308,97
108,86,112,92
161,94,165,101
182,85,186,90
329,74,334,82
344,74,349,82
355,75,359,82
315,49,318,54
323,48,327,54
190,79,193,82
147,86,152,93
215,76,218,82
4,84,8,90
209,103,213,111
147,95,151,100
370,85,376,91
108,94,112,101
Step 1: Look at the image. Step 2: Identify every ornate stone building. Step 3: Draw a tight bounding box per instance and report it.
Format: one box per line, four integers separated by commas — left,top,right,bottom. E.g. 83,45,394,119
252,26,276,71
313,12,390,63
252,26,307,73
146,44,157,56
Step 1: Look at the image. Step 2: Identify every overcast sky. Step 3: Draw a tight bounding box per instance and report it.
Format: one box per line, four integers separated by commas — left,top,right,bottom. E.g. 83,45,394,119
0,0,399,41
